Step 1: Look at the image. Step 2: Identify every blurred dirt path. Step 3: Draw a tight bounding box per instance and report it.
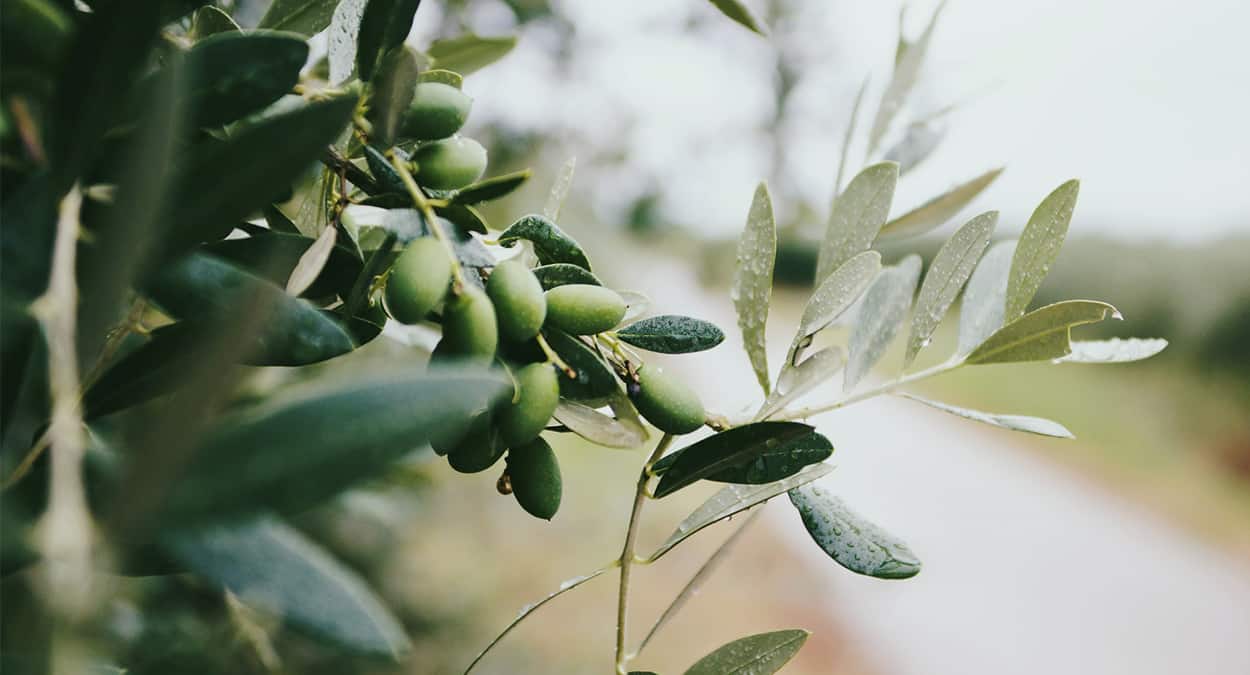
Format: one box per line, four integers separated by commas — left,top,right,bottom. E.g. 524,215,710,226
621,249,1250,675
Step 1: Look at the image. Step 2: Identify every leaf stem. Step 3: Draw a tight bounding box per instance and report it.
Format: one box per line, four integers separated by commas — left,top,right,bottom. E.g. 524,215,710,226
343,232,397,319
615,433,674,674
535,333,576,378
388,153,467,289
772,359,958,421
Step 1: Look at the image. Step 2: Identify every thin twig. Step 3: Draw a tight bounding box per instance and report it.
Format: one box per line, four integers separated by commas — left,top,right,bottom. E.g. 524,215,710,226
615,433,674,674
388,153,466,289
771,360,958,421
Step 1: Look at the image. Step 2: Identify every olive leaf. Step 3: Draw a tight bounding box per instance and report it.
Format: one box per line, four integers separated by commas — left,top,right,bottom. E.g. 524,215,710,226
732,182,776,396
418,68,463,88
897,393,1073,438
190,6,241,39
706,0,767,35
683,629,810,675
758,347,845,420
532,263,602,290
158,368,509,526
1005,179,1080,320
328,0,368,84
259,0,340,36
965,300,1120,365
1061,338,1168,363
83,322,206,419
876,167,1003,242
552,399,647,449
543,156,577,222
355,0,422,82
435,202,490,234
542,330,617,400
651,422,815,498
497,214,592,270
452,170,532,205
616,315,726,354
791,250,881,359
143,254,357,366
179,31,309,128
816,162,897,285
956,239,1017,356
286,226,339,296
427,33,518,76
832,77,869,199
789,484,922,579
703,431,832,485
366,46,419,147
364,144,408,194
904,210,997,366
866,0,946,156
163,515,410,658
883,119,945,175
844,255,922,390
646,462,833,564
165,96,358,254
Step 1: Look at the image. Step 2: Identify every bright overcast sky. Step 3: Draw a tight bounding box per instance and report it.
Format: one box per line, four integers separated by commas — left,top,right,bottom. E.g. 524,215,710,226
433,0,1250,243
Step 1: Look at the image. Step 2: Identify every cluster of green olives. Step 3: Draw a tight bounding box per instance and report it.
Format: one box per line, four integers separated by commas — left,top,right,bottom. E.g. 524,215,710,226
381,240,706,519
400,81,488,190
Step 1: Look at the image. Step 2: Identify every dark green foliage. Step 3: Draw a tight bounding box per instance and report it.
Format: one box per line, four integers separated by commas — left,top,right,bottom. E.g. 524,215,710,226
617,315,726,354
532,263,602,290
652,422,816,498
356,0,423,82
497,214,592,269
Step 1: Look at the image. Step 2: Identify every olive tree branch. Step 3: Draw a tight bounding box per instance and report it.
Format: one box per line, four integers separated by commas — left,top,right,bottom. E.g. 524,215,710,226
616,433,674,674
770,359,960,421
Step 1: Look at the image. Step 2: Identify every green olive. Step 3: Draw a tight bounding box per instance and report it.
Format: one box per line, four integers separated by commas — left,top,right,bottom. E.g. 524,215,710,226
401,82,472,141
486,260,547,342
384,237,451,324
506,437,562,520
441,286,498,360
444,414,505,473
413,137,487,190
543,284,626,335
631,365,705,435
497,362,559,446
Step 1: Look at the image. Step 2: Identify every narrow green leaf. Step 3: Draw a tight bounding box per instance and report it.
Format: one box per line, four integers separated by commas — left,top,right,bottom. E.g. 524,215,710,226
794,250,881,350
366,46,419,146
160,368,508,525
845,255,921,390
259,0,339,36
956,239,1016,356
364,144,408,194
617,315,726,354
452,170,532,205
1061,338,1168,363
532,263,601,290
706,0,767,35
178,31,309,128
83,322,206,418
866,0,946,157
427,33,517,76
652,422,815,499
876,167,1003,242
704,431,832,485
418,68,463,88
164,515,410,657
758,347,844,420
905,211,997,366
552,398,647,449
435,202,490,235
143,254,356,366
1005,180,1080,320
543,330,617,400
732,183,776,396
789,484,921,579
165,96,358,253
965,300,1119,365
497,214,591,270
684,629,809,675
203,231,363,300
543,156,576,222
356,0,421,81
647,462,833,563
328,0,368,84
898,393,1073,438
191,6,241,39
286,226,339,296
816,162,898,284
